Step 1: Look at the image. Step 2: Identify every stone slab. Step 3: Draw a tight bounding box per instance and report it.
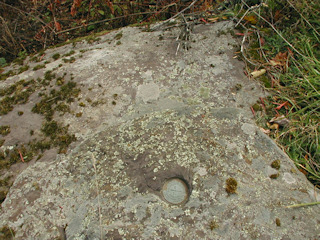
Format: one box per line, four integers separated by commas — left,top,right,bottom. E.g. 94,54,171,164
1,21,320,239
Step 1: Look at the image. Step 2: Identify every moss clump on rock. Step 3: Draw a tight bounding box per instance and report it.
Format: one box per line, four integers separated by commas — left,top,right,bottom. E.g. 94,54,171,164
0,225,15,239
226,177,238,194
33,64,46,71
271,160,281,170
52,53,61,60
0,126,10,136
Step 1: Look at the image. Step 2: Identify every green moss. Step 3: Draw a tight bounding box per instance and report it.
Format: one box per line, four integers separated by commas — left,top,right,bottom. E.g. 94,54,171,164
32,80,80,120
252,103,262,111
235,83,242,91
275,218,281,227
29,140,51,152
44,71,56,81
0,139,4,147
18,65,29,73
75,112,82,117
114,32,123,40
259,75,271,88
0,126,10,136
40,120,76,153
55,103,70,113
64,50,75,57
42,120,59,139
79,102,86,107
6,145,33,165
270,173,280,179
62,57,76,63
86,36,101,44
0,97,14,115
271,160,281,170
18,111,24,116
33,64,46,71
112,101,116,105
52,53,61,60
0,70,15,81
226,177,238,194
54,133,76,153
0,79,36,115
209,220,219,231
116,41,122,45
30,55,40,62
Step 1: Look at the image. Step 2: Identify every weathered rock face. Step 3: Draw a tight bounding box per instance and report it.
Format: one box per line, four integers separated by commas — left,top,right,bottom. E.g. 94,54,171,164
1,21,320,239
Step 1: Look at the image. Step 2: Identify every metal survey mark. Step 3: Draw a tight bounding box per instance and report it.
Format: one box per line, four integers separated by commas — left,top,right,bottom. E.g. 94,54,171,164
162,178,189,205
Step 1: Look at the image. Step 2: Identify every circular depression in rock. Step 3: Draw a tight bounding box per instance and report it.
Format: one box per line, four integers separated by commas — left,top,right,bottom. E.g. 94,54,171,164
161,178,189,205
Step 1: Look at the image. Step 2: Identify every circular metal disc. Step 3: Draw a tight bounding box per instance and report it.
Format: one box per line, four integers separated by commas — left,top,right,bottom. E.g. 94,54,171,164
161,178,189,205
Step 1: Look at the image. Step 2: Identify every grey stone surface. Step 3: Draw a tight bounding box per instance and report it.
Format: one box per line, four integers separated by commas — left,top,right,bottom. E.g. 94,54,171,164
1,21,320,239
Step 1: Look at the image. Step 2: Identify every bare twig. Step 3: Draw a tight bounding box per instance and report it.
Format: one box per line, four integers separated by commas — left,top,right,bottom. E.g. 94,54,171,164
56,11,157,34
240,29,259,67
254,27,268,62
151,0,199,31
235,3,261,28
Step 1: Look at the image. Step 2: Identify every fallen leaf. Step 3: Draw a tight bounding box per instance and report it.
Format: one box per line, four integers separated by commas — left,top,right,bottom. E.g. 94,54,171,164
269,51,289,70
251,69,266,78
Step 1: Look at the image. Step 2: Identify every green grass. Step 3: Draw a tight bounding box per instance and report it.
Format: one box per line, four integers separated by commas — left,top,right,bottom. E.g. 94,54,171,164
229,0,320,186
